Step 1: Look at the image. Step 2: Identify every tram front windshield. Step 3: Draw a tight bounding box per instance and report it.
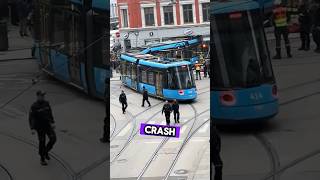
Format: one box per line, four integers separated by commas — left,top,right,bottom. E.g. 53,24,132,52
168,65,195,89
212,10,275,89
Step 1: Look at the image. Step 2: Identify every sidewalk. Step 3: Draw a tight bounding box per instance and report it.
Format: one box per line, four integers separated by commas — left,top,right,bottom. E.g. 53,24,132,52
0,24,34,61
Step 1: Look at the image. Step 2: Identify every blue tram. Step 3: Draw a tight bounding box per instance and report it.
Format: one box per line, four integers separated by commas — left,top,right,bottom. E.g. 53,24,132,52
33,0,108,99
120,53,197,101
211,0,279,123
140,36,203,64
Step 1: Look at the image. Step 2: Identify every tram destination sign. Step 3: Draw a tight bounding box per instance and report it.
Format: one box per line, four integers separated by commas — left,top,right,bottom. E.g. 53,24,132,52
140,123,180,138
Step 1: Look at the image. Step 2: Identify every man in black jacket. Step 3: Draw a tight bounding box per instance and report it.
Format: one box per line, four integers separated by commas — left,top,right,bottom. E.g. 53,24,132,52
29,90,56,166
311,3,320,53
172,99,180,123
119,90,128,114
141,86,151,107
162,101,172,125
298,4,311,51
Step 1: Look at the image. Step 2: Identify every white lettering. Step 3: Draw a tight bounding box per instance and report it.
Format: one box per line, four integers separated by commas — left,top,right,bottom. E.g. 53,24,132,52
145,126,152,134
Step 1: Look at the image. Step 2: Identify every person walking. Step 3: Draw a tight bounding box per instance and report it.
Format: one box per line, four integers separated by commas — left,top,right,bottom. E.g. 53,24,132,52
272,1,292,59
212,126,223,180
172,100,180,123
141,87,151,107
311,3,320,53
298,3,312,51
17,0,30,36
119,90,128,114
29,91,57,166
195,63,201,80
162,101,172,125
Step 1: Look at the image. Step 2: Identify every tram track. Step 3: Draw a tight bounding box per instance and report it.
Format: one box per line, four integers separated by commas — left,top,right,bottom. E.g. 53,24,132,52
136,104,198,179
0,163,14,180
136,106,210,180
254,90,320,180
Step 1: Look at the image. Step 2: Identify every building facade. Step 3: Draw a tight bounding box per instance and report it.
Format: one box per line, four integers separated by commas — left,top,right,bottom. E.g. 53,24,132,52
117,0,210,50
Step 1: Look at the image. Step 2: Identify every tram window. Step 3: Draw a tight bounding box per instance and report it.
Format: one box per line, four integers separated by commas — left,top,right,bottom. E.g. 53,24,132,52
148,72,155,85
214,12,264,87
251,11,275,83
141,70,148,83
168,66,195,89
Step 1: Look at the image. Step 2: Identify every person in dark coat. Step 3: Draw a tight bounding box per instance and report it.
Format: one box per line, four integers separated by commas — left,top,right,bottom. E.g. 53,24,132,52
162,101,172,125
171,99,180,123
298,4,312,51
141,86,151,107
212,126,223,180
119,90,128,114
17,0,30,36
29,90,56,166
311,3,320,53
9,0,19,26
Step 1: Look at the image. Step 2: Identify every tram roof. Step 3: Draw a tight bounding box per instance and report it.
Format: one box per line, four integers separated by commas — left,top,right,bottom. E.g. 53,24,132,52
141,36,201,54
211,0,263,14
120,53,192,69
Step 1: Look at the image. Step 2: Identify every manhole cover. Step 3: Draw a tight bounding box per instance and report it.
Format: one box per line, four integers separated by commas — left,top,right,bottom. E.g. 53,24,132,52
174,169,188,175
110,145,119,148
117,159,127,163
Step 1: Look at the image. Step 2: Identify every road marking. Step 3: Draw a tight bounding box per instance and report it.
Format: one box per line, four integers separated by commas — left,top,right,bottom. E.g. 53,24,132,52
117,123,132,136
198,123,209,133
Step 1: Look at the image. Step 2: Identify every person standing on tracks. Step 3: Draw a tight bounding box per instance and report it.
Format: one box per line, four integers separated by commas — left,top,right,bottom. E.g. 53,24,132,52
298,3,312,51
119,90,128,114
212,126,223,180
172,99,180,124
162,101,172,125
195,63,202,80
311,2,320,53
141,86,151,107
17,0,30,37
29,90,57,166
272,1,293,59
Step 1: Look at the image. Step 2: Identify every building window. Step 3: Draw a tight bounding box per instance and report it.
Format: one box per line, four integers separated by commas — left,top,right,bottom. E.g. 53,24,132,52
144,7,155,26
183,4,193,24
121,9,128,28
202,3,210,22
163,6,174,25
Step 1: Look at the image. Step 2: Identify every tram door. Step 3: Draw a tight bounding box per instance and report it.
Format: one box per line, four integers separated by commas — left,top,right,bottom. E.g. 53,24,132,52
69,14,82,85
40,6,50,69
155,72,163,97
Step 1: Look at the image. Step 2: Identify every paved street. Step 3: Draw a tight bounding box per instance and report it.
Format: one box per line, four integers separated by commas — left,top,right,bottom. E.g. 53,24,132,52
219,37,320,180
0,25,107,180
110,74,210,180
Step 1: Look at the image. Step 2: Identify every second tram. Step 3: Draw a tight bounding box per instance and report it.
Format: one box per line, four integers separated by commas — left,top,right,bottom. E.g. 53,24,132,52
211,0,279,123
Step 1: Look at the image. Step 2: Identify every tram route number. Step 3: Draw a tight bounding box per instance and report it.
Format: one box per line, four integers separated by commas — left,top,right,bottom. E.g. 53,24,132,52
140,123,180,138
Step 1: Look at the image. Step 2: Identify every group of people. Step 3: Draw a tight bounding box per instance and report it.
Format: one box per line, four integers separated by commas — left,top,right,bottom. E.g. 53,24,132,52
8,0,33,37
119,87,180,126
195,58,210,80
272,1,320,59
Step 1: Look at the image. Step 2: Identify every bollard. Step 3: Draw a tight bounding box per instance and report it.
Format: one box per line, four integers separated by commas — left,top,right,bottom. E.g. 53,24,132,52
0,20,9,51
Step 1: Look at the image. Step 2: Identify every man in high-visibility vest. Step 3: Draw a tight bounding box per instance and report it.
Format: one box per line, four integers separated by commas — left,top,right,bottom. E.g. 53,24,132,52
272,1,292,59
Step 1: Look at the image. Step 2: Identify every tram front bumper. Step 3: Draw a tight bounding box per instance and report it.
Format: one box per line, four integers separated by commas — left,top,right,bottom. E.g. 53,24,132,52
213,100,279,122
